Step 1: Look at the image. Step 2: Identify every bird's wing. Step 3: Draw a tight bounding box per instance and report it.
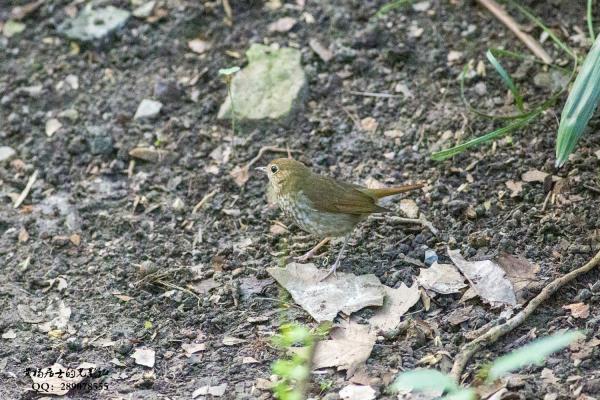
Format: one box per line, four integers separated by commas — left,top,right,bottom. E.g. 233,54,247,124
301,175,388,215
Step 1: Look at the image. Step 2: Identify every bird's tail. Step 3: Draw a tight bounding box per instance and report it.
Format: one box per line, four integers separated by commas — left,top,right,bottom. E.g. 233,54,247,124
362,183,424,199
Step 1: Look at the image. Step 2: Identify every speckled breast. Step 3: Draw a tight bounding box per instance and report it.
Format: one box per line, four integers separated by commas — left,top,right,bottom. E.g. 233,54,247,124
276,192,360,237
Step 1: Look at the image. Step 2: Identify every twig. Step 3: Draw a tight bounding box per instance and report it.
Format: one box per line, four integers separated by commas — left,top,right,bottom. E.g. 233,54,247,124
388,214,440,236
242,146,301,171
13,169,38,209
477,0,552,64
192,189,218,214
450,248,600,381
348,90,403,99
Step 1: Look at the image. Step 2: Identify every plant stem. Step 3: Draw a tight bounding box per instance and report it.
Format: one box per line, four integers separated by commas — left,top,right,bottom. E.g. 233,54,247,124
588,0,596,41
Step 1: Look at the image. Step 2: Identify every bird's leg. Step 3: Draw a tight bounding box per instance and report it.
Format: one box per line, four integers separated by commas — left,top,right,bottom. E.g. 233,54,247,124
294,237,331,262
320,236,349,281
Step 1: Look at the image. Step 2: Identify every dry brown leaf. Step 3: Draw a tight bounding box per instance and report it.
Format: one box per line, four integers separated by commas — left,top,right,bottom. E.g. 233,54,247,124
69,233,81,246
230,165,249,186
113,293,133,302
222,336,247,346
339,384,376,400
311,320,376,377
522,169,549,183
45,118,62,137
399,199,419,218
129,147,172,163
563,302,590,319
496,253,540,304
368,282,420,334
505,180,523,197
309,38,333,62
417,262,467,294
360,117,378,134
18,227,29,242
131,347,155,367
267,263,384,322
448,249,517,307
181,342,206,357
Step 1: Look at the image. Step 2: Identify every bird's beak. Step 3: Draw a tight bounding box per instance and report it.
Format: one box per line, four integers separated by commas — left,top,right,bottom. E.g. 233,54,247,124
255,166,267,173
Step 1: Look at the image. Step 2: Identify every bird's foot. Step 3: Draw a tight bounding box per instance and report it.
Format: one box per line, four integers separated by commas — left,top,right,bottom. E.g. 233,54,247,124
319,261,339,282
294,237,331,263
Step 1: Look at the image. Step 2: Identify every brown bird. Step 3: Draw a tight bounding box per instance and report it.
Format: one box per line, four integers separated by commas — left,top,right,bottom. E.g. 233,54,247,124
257,158,423,279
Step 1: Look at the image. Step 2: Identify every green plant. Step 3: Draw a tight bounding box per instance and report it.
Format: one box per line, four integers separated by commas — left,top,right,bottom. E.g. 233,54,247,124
375,0,414,17
432,2,582,161
390,331,583,399
555,34,600,167
271,322,331,400
218,66,240,135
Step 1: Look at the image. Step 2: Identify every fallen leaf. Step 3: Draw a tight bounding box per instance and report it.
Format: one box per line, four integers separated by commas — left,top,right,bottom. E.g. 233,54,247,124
222,336,247,346
448,249,517,307
113,293,133,302
268,16,297,32
360,117,378,134
45,118,62,137
384,129,405,139
269,223,288,235
339,384,376,400
238,276,274,300
131,347,155,367
18,227,29,242
541,368,559,385
447,50,463,63
29,362,97,395
181,342,206,357
369,283,420,334
230,165,249,186
193,383,227,398
188,39,211,54
267,263,384,322
189,278,220,295
129,147,172,163
2,20,25,37
505,180,523,197
495,253,540,304
445,305,473,325
417,262,467,294
309,38,333,62
522,169,549,183
399,199,419,218
11,0,44,20
563,303,590,319
312,320,376,377
242,356,259,364
2,329,16,339
69,233,81,246
38,300,71,332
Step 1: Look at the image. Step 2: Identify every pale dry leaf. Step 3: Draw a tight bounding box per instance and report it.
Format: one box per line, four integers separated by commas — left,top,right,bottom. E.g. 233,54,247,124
360,117,378,134
18,227,29,242
188,39,211,54
267,263,384,322
38,300,71,332
181,342,206,357
189,278,220,295
129,147,171,163
445,305,474,325
230,165,249,186
268,16,297,32
309,38,333,62
369,282,420,334
30,362,97,396
447,50,463,63
131,347,155,367
383,129,405,139
563,302,590,319
222,336,247,346
505,180,523,197
2,329,16,339
541,368,559,385
522,169,549,183
417,262,467,294
448,249,517,307
496,253,540,304
311,320,376,377
69,233,81,246
193,383,227,398
269,223,288,235
113,293,133,302
242,357,258,364
339,384,376,400
399,199,419,218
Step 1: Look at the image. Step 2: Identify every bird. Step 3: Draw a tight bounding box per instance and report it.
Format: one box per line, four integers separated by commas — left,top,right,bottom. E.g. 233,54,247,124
257,158,423,279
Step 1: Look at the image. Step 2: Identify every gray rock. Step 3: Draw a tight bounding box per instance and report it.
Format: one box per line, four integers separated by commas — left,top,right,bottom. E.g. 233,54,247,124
0,146,16,162
218,44,307,126
87,125,113,155
153,79,182,103
134,99,163,120
58,5,130,42
424,249,438,266
533,70,569,92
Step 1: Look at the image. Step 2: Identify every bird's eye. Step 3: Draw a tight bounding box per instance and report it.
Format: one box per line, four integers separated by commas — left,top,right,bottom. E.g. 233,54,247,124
270,165,279,173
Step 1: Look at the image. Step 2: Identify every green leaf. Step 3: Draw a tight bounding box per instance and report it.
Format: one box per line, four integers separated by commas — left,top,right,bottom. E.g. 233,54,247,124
218,66,240,76
488,331,584,381
486,49,524,112
144,320,153,329
588,0,596,41
375,0,413,16
390,369,459,394
555,34,600,167
3,20,26,38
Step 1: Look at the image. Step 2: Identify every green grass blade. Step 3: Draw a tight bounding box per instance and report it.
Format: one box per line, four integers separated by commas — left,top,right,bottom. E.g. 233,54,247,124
555,34,600,167
509,0,577,60
375,0,413,17
431,112,539,161
488,331,583,381
390,369,459,394
588,0,596,41
486,49,524,111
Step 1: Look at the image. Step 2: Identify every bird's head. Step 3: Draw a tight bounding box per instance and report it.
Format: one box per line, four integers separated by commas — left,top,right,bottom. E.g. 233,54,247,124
256,158,309,192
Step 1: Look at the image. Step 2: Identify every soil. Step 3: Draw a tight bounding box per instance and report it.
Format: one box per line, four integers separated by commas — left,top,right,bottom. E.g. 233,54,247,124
2,0,600,399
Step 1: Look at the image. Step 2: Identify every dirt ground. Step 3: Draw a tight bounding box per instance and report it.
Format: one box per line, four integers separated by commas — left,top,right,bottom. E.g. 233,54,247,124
2,0,600,399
